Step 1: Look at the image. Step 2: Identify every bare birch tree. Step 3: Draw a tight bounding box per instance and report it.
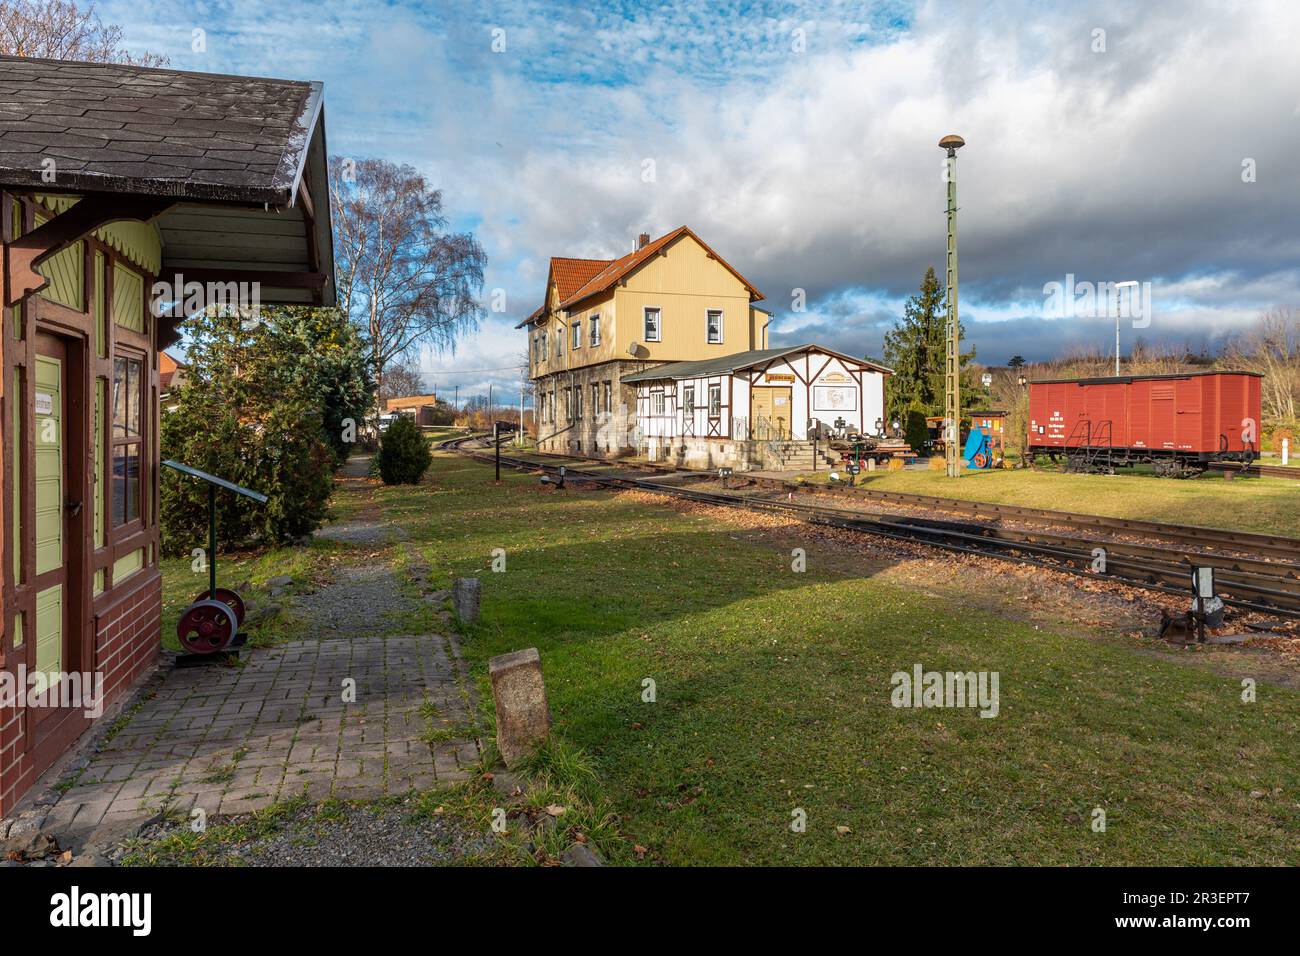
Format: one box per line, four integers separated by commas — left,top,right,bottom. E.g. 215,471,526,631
328,157,486,406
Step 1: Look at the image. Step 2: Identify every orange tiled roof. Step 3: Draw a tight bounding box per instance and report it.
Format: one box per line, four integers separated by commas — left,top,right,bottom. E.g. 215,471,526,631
559,226,763,310
518,227,762,328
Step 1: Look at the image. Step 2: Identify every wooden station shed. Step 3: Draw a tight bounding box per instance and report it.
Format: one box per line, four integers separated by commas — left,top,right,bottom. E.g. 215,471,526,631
0,56,335,815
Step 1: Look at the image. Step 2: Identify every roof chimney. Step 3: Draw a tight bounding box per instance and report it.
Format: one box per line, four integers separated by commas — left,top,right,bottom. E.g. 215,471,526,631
637,232,650,250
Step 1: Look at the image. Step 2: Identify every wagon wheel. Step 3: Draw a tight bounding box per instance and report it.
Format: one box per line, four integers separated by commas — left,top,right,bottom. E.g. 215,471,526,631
972,452,988,468
177,599,238,654
193,586,246,626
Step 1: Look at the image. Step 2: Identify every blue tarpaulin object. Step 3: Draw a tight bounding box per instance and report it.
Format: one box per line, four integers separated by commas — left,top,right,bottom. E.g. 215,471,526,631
963,429,992,468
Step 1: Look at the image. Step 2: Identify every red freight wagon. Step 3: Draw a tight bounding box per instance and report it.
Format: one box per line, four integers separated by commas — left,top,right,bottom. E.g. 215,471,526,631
1028,370,1261,477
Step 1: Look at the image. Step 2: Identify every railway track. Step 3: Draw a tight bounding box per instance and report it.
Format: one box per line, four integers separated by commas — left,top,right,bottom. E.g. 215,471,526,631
442,436,1300,619
1208,461,1300,480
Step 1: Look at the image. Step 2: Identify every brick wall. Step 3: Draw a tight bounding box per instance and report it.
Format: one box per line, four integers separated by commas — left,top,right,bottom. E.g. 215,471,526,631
0,571,161,816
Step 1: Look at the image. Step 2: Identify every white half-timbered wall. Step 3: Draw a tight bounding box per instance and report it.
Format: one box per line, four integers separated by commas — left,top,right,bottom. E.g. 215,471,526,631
634,349,886,442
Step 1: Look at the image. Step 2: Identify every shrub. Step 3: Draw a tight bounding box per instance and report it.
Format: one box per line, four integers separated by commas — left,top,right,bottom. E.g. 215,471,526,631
159,308,351,556
375,416,432,484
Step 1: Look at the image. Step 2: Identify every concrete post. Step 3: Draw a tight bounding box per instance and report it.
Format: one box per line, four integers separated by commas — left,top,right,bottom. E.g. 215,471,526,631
488,648,552,767
453,577,480,625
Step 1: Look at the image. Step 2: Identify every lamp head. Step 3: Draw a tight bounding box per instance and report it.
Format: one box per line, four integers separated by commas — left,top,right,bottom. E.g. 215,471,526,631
939,134,966,156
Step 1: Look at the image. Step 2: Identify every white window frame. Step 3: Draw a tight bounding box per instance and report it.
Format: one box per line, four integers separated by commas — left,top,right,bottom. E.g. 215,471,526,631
683,385,695,414
565,388,572,420
603,381,612,415
571,321,582,350
644,307,662,343
589,313,601,347
652,391,666,416
575,387,583,419
708,383,722,418
706,308,723,345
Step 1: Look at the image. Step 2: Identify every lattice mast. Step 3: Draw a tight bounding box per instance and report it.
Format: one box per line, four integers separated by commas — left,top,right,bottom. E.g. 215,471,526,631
939,134,966,478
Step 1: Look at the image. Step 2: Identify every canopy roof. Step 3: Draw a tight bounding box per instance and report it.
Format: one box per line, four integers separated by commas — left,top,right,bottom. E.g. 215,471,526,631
0,55,334,310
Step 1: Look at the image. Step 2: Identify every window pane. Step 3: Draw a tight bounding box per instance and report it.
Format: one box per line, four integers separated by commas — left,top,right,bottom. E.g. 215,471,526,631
112,356,141,439
112,356,126,438
112,442,140,525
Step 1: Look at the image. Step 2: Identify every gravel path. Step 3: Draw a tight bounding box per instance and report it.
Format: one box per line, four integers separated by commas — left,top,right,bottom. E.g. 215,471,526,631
297,563,418,638
116,800,500,867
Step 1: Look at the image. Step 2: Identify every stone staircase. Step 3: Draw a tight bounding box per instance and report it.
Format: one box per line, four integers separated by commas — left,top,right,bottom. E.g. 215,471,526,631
759,440,839,472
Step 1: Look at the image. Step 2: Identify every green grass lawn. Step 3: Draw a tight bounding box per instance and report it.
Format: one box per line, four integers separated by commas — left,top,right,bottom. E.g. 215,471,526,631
371,453,1299,866
793,466,1300,538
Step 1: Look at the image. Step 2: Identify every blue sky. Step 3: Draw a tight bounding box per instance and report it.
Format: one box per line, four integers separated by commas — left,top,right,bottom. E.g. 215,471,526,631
104,0,1300,403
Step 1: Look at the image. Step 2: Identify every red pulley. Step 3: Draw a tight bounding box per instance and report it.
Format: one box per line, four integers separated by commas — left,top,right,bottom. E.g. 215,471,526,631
177,599,238,654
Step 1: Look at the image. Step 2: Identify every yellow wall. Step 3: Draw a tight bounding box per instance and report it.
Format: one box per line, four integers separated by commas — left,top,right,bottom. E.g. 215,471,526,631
528,234,761,379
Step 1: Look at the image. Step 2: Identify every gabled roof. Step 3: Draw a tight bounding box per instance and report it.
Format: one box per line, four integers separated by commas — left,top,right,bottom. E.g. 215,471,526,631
0,55,320,205
517,226,763,328
621,344,893,383
561,226,763,311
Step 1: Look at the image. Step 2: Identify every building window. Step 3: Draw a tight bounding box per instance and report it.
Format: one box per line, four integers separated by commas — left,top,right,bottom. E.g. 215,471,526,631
575,387,583,419
539,331,547,361
652,391,666,416
565,388,572,420
708,383,722,418
572,321,582,350
589,314,601,347
644,307,661,342
111,353,143,526
591,383,599,415
603,381,611,415
706,309,723,344
683,385,695,414
554,331,561,360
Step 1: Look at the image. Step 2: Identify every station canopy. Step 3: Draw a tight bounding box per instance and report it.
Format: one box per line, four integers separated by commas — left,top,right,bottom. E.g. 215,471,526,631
0,55,335,343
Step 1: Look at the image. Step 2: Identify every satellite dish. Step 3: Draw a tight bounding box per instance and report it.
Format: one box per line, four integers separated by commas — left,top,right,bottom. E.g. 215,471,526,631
627,341,643,358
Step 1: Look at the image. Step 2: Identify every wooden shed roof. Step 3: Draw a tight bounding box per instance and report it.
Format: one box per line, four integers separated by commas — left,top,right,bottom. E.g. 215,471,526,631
0,55,335,310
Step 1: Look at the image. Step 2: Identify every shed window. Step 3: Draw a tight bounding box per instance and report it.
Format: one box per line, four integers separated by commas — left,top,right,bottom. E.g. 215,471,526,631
706,309,723,344
111,354,143,526
644,308,661,342
708,384,722,417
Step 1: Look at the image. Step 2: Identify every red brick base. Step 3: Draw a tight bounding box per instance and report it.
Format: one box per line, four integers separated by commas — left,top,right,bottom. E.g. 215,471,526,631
0,571,161,817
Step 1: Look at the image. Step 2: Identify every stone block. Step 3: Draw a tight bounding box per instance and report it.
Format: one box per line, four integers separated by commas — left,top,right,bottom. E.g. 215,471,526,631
453,577,480,625
489,648,551,768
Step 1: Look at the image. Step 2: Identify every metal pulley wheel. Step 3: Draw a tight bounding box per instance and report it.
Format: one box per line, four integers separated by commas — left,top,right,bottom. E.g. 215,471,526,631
177,599,239,654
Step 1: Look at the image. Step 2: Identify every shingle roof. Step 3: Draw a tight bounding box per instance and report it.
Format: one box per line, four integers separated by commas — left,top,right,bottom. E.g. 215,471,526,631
0,55,322,205
621,344,893,383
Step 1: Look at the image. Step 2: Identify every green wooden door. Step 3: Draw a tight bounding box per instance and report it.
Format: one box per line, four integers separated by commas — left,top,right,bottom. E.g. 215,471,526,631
32,334,66,690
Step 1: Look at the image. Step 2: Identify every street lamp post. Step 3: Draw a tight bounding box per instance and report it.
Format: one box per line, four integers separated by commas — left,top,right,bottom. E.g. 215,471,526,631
1113,280,1140,376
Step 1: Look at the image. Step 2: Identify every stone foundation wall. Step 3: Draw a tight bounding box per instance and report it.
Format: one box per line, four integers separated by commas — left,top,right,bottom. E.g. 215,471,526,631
535,360,653,458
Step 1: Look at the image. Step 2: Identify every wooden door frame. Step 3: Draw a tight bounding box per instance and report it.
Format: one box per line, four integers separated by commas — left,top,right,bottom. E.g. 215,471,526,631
28,321,92,764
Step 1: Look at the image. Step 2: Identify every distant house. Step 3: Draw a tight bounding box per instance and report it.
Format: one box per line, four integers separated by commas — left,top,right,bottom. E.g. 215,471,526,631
159,350,187,409
385,393,440,426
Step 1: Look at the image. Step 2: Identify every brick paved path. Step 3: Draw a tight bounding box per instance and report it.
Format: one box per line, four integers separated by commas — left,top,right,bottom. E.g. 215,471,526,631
38,634,477,844
8,457,481,851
